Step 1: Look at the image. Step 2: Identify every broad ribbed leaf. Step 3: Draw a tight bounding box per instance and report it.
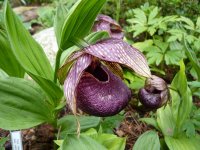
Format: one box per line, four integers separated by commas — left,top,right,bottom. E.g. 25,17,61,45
4,1,53,80
165,135,200,150
133,131,160,150
54,4,68,46
64,54,92,113
84,128,126,150
61,135,107,150
0,28,24,77
4,1,63,104
31,75,63,105
84,38,151,77
58,115,100,137
0,77,54,130
92,134,125,150
58,0,106,50
171,61,192,135
157,105,175,136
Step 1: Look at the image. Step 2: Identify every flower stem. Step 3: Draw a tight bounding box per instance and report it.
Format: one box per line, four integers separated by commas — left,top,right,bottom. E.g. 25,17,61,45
54,49,62,83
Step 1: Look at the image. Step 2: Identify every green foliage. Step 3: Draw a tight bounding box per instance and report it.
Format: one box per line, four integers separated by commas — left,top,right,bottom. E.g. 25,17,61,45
123,68,145,90
144,40,184,66
0,137,8,150
56,128,126,150
100,114,124,133
61,135,107,150
188,81,200,98
58,115,101,137
125,3,200,82
159,0,200,21
0,77,54,130
0,0,108,133
4,1,63,105
165,135,200,150
36,6,56,28
184,38,200,81
0,14,24,78
125,3,177,38
133,131,160,150
56,0,106,50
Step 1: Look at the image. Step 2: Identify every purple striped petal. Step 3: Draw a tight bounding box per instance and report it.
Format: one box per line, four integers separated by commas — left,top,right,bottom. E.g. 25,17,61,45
58,51,85,84
84,38,151,78
93,14,124,39
64,54,92,114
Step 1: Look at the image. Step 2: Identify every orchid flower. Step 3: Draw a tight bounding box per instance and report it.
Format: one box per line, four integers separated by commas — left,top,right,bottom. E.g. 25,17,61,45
93,14,124,39
60,15,169,117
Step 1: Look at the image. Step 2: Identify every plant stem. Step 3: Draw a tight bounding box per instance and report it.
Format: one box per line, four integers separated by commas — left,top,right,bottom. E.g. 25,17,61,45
116,0,121,23
54,49,62,83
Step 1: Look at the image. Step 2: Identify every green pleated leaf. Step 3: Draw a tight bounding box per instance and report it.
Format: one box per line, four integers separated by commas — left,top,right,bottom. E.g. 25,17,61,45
170,61,193,134
4,1,53,80
165,135,200,150
157,105,175,136
0,27,24,78
84,129,126,150
58,115,100,137
31,74,63,106
61,135,107,150
3,1,63,104
0,77,54,130
58,0,106,50
157,61,192,137
133,131,160,150
54,4,68,46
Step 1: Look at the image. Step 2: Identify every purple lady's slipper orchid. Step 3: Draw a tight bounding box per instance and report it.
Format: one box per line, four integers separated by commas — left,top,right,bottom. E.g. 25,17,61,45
62,38,151,116
61,15,169,116
93,14,124,39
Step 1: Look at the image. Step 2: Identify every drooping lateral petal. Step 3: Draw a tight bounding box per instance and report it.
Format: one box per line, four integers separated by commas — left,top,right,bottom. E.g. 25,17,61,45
84,38,151,78
64,54,92,114
58,51,85,84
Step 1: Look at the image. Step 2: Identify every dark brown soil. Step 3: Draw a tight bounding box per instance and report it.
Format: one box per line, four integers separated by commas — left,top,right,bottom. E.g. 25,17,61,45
115,106,151,150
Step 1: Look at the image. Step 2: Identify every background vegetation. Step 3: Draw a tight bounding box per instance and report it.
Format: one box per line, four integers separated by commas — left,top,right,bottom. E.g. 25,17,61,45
0,0,200,149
